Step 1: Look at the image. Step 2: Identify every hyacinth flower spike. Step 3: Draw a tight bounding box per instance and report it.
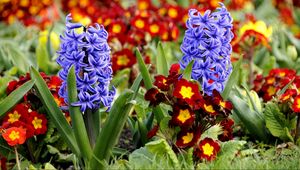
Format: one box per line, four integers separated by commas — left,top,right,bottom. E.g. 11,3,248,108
180,3,234,95
57,14,115,113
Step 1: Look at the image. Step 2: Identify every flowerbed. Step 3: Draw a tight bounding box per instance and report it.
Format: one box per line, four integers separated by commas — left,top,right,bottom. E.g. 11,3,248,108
0,0,300,169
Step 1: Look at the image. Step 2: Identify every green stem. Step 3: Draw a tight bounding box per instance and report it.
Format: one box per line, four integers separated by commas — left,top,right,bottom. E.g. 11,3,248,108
14,147,21,170
295,115,300,141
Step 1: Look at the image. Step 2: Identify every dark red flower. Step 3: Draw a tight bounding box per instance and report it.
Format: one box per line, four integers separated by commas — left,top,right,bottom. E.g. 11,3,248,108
154,75,169,91
212,90,233,111
170,105,195,127
218,118,234,142
27,111,47,135
176,130,199,148
144,88,167,106
194,138,220,161
112,48,137,72
173,79,202,108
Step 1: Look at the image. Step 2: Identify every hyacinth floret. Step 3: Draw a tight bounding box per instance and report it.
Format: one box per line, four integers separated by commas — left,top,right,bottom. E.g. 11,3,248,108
57,14,115,113
180,3,234,95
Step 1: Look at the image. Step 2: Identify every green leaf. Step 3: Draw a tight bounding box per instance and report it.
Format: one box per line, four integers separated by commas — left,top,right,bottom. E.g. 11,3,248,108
264,102,294,142
36,43,50,73
136,47,165,123
222,57,242,99
44,163,56,170
146,139,179,168
67,66,92,161
213,140,246,168
200,124,223,140
90,90,135,170
136,48,153,89
229,94,268,142
0,80,35,118
29,67,80,156
182,60,194,80
156,42,169,76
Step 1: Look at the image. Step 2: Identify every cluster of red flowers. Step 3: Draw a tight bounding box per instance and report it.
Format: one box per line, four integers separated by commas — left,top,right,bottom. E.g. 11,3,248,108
145,64,234,161
253,68,300,113
0,73,70,146
61,0,190,73
0,0,59,29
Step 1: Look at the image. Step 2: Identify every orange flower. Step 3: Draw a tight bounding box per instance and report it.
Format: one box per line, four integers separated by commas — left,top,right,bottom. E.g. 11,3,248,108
194,138,220,161
292,95,300,113
2,127,26,146
280,89,297,102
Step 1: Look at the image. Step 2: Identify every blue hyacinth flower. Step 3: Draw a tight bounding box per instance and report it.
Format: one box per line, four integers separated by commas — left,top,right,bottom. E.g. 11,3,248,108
180,3,234,95
57,14,115,113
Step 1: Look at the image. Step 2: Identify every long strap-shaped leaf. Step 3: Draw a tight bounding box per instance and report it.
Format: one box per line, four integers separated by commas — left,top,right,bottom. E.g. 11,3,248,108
89,90,134,169
0,79,34,118
67,66,92,162
156,41,169,76
136,48,165,123
29,67,80,156
222,57,242,100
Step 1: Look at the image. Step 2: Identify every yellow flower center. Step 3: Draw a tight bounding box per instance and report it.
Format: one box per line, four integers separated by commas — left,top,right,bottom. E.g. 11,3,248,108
168,8,178,18
138,1,148,10
204,104,215,113
178,109,191,123
279,72,286,77
32,117,43,129
16,10,24,18
220,101,226,108
267,77,275,84
182,132,193,144
202,143,214,156
20,0,29,6
297,98,300,109
112,24,122,34
8,111,21,123
179,86,194,99
9,131,20,141
150,24,159,33
267,86,276,96
162,78,167,85
117,55,130,66
135,19,145,29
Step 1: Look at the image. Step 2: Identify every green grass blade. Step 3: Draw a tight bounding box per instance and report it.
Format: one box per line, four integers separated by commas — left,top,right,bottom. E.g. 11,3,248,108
0,80,34,118
90,90,134,169
156,42,169,76
67,66,92,161
222,57,242,100
182,60,194,80
29,67,80,156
